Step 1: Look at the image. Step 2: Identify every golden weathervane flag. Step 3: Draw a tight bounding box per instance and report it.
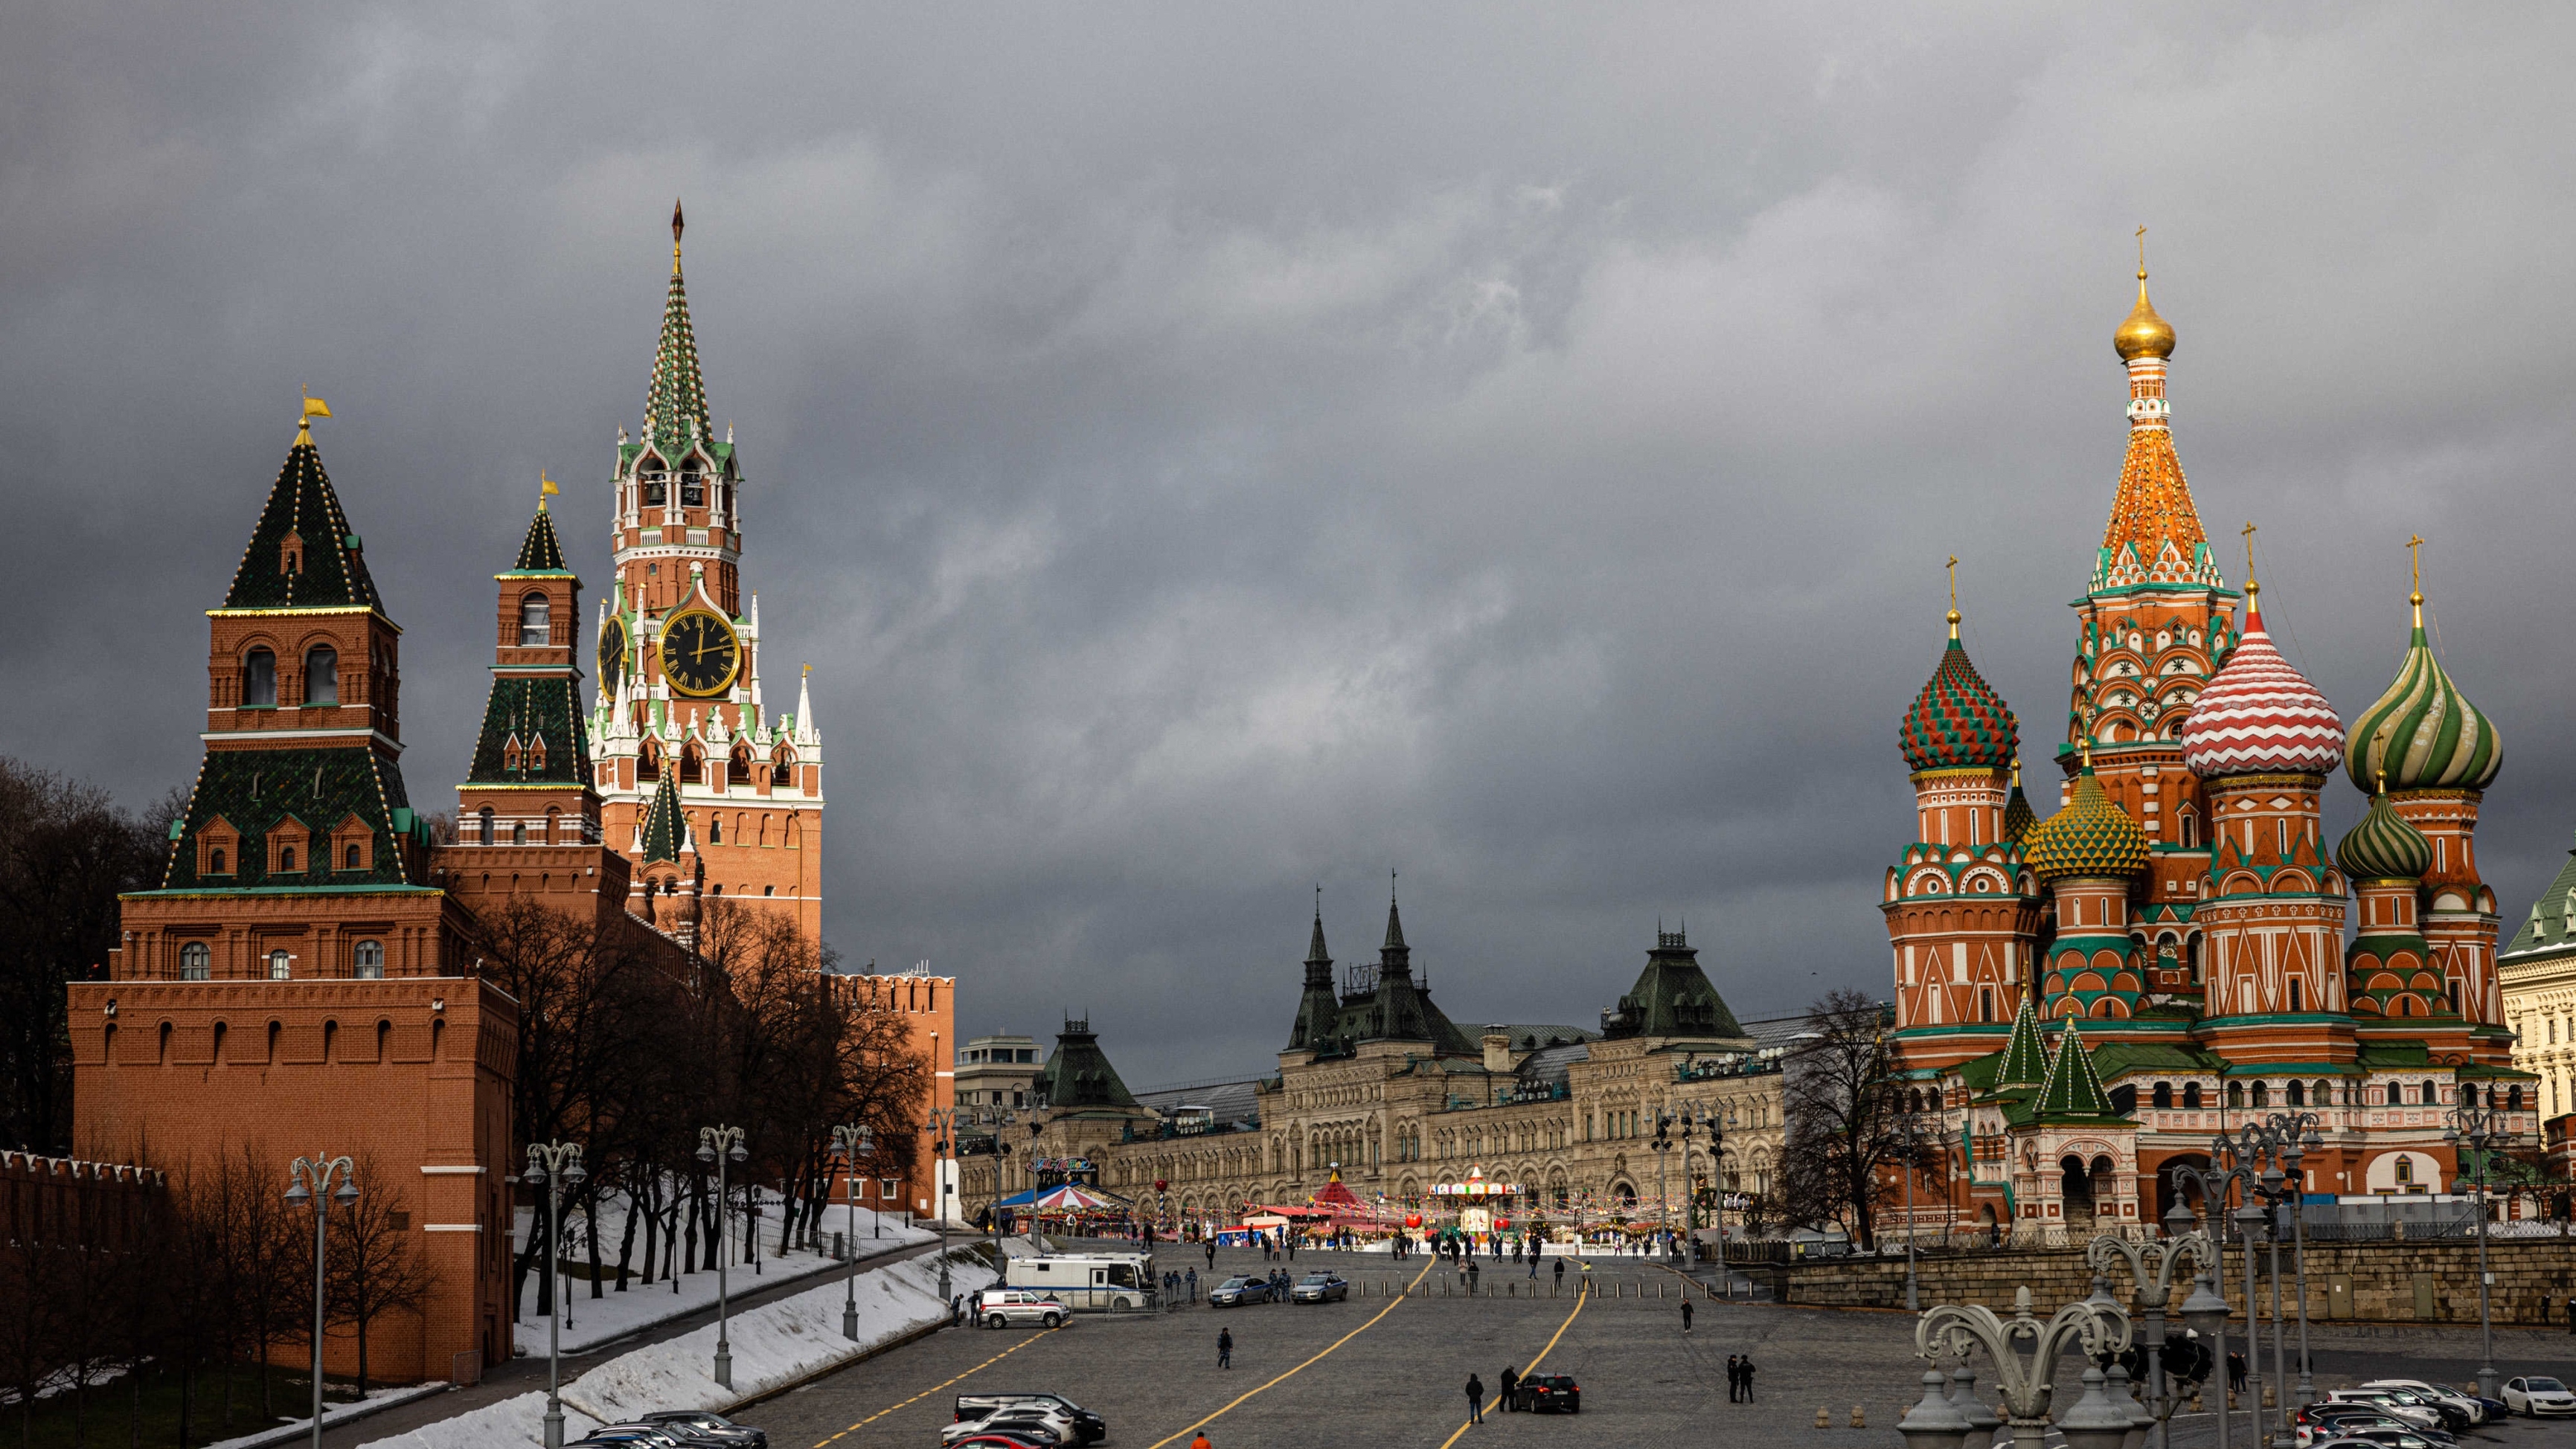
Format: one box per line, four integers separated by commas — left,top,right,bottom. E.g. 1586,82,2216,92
301,393,332,420
539,472,560,509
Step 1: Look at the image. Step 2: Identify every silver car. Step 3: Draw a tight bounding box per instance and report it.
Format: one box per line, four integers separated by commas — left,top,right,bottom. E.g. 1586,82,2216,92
974,1289,1074,1329
1289,1272,1348,1303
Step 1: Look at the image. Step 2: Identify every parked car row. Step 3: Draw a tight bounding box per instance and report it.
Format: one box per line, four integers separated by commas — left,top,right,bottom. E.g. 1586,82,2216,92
568,1410,766,1449
1209,1270,1349,1306
946,1392,1108,1448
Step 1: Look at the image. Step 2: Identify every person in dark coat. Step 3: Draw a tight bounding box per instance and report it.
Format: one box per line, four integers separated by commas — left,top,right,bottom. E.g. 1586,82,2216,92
1553,1258,1566,1291
1738,1356,1757,1401
1680,1297,1694,1333
1499,1365,1519,1413
1467,1259,1481,1294
1726,1355,1742,1402
2226,1351,2246,1394
1217,1326,1232,1369
1465,1373,1485,1424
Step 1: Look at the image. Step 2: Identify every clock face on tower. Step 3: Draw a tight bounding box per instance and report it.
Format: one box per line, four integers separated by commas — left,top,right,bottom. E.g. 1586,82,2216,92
598,615,628,692
657,608,741,698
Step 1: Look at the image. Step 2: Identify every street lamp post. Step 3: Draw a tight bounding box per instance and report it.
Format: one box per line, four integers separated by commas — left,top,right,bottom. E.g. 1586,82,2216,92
2089,1214,2217,1449
2171,1148,2258,1449
522,1142,586,1449
829,1123,874,1341
696,1125,749,1389
1650,1114,1674,1259
1910,1285,2134,1449
283,1153,357,1449
2261,1113,2323,1407
2442,1096,2513,1398
1897,1116,1947,1312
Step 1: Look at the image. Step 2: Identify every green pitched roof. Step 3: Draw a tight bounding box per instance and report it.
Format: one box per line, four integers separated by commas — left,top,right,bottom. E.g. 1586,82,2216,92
163,745,415,890
2031,1017,2119,1119
512,506,568,574
1287,907,1342,1053
1993,995,2051,1087
466,675,593,785
1037,1018,1143,1111
641,246,712,464
2503,834,2576,957
1603,927,1747,1041
223,436,382,611
639,771,687,864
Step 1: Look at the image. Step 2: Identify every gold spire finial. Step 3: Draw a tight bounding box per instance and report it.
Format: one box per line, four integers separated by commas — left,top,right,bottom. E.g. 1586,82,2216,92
295,389,330,445
539,470,559,511
1945,555,1961,638
671,198,685,274
2406,533,2425,624
2240,521,2258,600
2115,230,2176,362
2376,766,2386,797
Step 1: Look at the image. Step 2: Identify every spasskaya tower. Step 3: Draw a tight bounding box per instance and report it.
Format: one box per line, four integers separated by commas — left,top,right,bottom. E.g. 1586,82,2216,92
590,202,824,939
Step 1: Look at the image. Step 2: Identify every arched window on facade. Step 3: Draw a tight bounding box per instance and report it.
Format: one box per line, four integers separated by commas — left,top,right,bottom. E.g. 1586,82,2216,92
512,820,527,846
2183,1082,2202,1109
278,845,296,873
730,746,752,784
267,949,292,980
242,649,277,707
2226,1081,2244,1109
519,593,551,646
2420,1079,2439,1106
478,806,496,845
209,847,226,874
2152,1082,2173,1110
2287,1079,2305,1107
180,942,211,980
304,646,337,704
2251,1081,2269,1108
354,940,384,979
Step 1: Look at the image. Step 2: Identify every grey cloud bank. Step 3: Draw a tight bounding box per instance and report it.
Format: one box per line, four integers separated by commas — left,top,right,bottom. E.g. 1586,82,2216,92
5,3,2573,1085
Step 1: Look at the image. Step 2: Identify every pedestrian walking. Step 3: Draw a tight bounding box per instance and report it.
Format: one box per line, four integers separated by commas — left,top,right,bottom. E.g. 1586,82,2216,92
1187,1268,1199,1301
1206,1241,1217,1272
2226,1351,2246,1395
1726,1355,1742,1402
1191,1435,1212,1449
1467,1259,1481,1294
1528,1246,1538,1278
1217,1327,1233,1369
1465,1373,1485,1424
1680,1297,1694,1333
1552,1258,1565,1289
2566,1291,2575,1333
1739,1356,1757,1402
1499,1365,1519,1413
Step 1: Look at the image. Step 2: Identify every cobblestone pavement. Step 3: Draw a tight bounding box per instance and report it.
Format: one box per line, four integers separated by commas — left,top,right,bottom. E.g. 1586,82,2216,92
737,1244,2576,1448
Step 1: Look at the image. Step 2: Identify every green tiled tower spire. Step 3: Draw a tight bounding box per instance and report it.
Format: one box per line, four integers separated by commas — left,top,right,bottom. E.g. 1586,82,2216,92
223,430,381,610
1993,994,2051,1088
1287,899,1342,1053
641,199,712,463
638,770,688,864
2032,1017,2118,1119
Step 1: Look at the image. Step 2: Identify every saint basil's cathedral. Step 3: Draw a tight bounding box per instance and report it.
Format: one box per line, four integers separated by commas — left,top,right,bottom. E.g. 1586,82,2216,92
1885,259,2536,1239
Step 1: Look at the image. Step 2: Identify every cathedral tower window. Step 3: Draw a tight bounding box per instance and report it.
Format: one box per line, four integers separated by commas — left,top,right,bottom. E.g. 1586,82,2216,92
519,594,551,646
180,942,211,980
344,845,359,869
682,465,705,508
729,745,752,784
242,649,277,707
682,745,704,783
268,950,292,980
303,646,337,704
708,815,721,844
2251,1081,2269,1108
2287,1079,2305,1107
278,846,296,873
512,820,527,846
2226,1082,2244,1108
638,742,661,781
354,940,383,979
478,806,496,846
2287,978,2302,1012
208,848,227,875
2183,1082,2201,1109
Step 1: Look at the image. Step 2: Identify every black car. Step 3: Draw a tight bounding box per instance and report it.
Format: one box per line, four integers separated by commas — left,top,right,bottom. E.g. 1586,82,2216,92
1516,1373,1580,1413
639,1412,767,1449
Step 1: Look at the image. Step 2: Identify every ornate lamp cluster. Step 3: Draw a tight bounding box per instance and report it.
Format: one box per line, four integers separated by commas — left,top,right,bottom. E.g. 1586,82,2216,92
1901,1285,2138,1449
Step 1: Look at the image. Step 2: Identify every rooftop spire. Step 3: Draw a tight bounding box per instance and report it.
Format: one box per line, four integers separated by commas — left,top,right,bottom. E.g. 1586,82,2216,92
225,409,382,612
639,769,689,864
2094,239,2216,591
1381,873,1409,961
641,203,712,464
1946,554,1960,639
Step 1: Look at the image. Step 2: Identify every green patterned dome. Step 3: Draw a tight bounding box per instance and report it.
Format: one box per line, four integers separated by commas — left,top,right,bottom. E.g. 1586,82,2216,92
2335,790,2433,881
2024,765,2149,881
2346,605,2500,793
1900,632,2018,774
2002,767,2037,845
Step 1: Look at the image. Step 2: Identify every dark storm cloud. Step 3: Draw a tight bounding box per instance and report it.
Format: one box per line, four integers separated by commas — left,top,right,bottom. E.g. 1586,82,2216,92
6,3,2575,1085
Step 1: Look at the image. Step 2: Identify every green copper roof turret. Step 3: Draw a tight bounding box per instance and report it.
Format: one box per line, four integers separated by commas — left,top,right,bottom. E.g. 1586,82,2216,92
1993,994,2051,1088
2335,789,2434,881
639,770,687,864
2032,1016,2119,1119
224,434,383,611
513,504,568,574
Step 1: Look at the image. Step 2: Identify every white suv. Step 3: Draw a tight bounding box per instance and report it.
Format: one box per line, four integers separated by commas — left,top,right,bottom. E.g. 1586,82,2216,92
972,1288,1074,1329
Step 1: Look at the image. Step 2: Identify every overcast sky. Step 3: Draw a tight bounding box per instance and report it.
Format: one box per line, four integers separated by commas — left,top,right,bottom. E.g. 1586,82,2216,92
7,4,2574,1087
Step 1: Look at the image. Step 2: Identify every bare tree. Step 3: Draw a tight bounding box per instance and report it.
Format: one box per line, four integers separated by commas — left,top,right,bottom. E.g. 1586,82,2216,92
1778,989,1906,1249
325,1154,435,1395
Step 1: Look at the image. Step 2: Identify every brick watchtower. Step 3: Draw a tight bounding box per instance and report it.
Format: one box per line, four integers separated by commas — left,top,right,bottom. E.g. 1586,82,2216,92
590,204,824,940
71,411,518,1377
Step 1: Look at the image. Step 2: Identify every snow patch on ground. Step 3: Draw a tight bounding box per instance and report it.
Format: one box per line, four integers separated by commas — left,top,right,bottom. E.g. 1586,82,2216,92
199,1383,450,1449
364,1249,979,1449
512,1215,936,1356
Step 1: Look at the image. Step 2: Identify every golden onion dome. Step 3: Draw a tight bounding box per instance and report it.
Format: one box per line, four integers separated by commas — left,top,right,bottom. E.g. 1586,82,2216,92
2114,271,2175,362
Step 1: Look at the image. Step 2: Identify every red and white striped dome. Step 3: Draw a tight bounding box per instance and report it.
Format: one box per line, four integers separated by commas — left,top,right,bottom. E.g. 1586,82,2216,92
2181,594,2344,778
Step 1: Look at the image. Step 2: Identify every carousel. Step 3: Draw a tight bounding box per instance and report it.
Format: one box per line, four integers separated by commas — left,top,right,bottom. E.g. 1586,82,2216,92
989,1157,1135,1235
1426,1165,1526,1247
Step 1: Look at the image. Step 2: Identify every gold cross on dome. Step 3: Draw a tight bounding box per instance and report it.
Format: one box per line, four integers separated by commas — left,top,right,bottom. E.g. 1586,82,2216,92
1947,556,1958,611
2136,225,2148,276
2407,534,2423,591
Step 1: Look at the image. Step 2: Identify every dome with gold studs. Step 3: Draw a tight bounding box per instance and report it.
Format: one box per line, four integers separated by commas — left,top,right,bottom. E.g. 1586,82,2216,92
2024,765,2150,881
2114,271,2176,362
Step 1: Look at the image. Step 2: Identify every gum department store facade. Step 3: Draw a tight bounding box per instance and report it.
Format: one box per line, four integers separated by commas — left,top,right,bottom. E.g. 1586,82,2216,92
964,899,1795,1236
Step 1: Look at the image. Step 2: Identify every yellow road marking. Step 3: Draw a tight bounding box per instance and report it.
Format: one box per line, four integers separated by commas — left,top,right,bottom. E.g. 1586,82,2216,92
1142,1257,1439,1449
1435,1264,1591,1448
811,1323,1063,1447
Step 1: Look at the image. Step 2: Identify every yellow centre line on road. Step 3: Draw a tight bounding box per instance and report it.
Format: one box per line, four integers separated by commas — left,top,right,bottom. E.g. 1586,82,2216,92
1143,1256,1440,1449
811,1323,1063,1447
1435,1265,1591,1448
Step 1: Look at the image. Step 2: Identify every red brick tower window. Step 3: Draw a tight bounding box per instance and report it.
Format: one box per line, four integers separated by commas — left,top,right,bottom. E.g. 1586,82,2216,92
242,649,277,707
354,940,384,979
180,942,210,980
304,646,338,704
518,593,551,646
267,950,291,980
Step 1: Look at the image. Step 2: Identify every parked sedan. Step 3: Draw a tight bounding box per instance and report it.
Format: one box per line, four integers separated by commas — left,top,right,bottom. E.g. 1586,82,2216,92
1290,1272,1349,1303
975,1290,1074,1329
2324,1391,2444,1433
2502,1376,2576,1417
1208,1274,1272,1307
639,1412,766,1449
2362,1381,2486,1427
1516,1373,1580,1413
2295,1410,2450,1448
